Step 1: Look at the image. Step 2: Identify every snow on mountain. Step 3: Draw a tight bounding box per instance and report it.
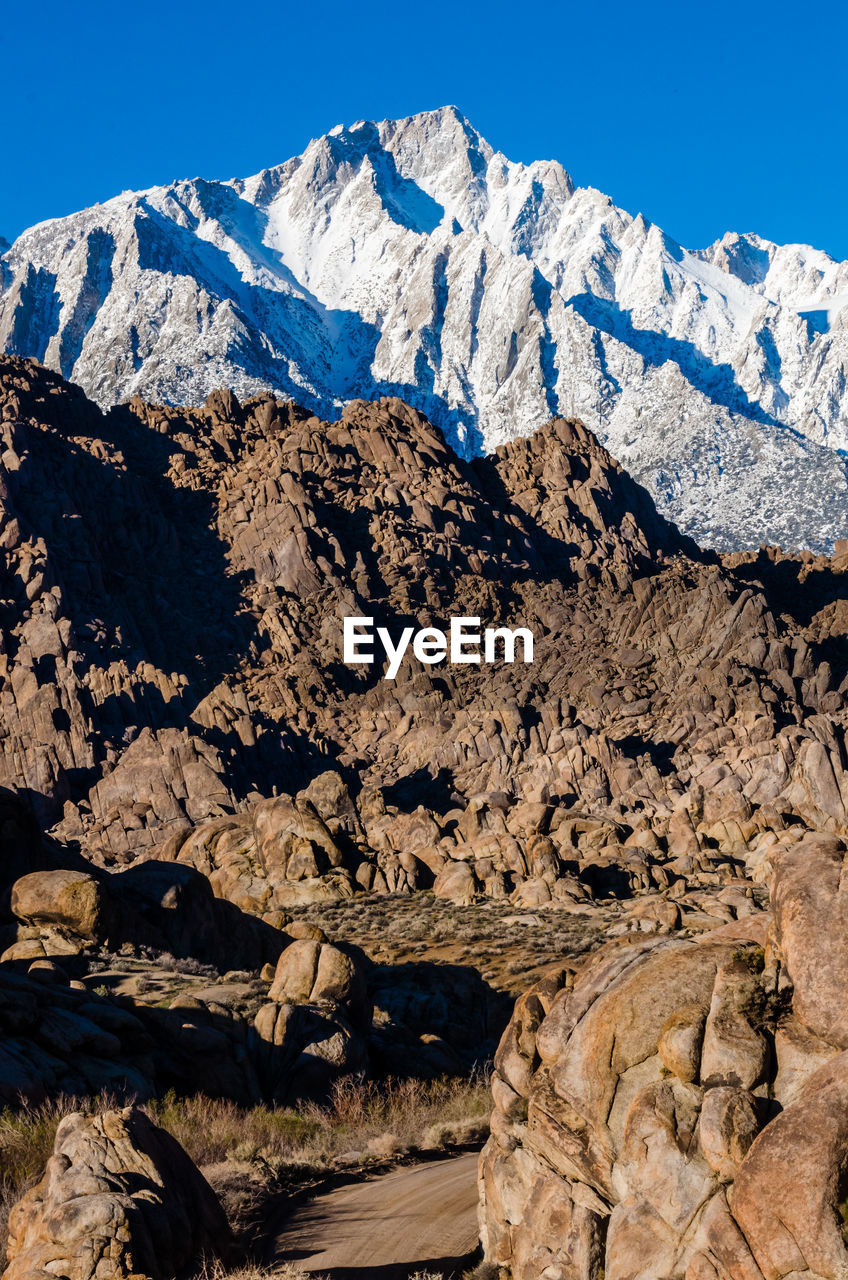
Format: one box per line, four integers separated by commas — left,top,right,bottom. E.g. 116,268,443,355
1,106,847,551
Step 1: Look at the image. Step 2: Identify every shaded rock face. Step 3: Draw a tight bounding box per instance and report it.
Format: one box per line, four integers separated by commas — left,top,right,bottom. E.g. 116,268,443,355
1,356,847,918
0,860,498,1106
5,1106,232,1280
254,938,371,1102
479,830,848,1279
0,788,56,913
0,967,154,1104
0,952,280,1107
369,959,507,1078
0,949,365,1112
3,858,286,973
0,353,691,861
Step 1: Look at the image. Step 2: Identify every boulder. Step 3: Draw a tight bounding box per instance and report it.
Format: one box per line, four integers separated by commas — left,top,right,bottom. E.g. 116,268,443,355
267,938,371,1030
771,833,848,1047
4,1106,232,1280
433,860,478,904
10,870,113,941
480,837,848,1279
254,939,372,1101
253,1000,367,1102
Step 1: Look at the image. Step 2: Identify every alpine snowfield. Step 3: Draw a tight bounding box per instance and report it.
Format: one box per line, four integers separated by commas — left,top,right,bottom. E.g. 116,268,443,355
2,107,847,550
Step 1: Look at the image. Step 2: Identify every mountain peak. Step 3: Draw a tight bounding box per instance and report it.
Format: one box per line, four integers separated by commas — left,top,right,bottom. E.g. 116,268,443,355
1,110,847,552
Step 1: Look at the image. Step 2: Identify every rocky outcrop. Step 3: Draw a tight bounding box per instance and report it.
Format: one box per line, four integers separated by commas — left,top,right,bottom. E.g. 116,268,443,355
4,1106,232,1280
4,859,287,972
479,830,848,1279
1,357,847,1095
1,345,847,1276
0,870,504,1106
253,938,371,1102
369,958,507,1077
0,967,152,1103
1,357,846,914
151,768,768,937
0,357,846,898
163,785,358,911
0,950,286,1105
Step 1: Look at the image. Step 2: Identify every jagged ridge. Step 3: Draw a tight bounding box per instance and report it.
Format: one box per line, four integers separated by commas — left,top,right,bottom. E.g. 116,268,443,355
2,108,848,550
1,355,847,886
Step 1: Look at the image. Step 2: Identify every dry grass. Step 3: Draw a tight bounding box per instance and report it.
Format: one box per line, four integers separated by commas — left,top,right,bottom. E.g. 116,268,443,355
0,1074,491,1261
196,1263,327,1280
198,1263,494,1280
149,1071,491,1172
196,1264,326,1280
288,890,603,994
201,1262,496,1280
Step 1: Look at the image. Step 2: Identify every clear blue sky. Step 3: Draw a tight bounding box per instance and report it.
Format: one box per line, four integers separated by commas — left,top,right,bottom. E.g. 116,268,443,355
3,0,847,258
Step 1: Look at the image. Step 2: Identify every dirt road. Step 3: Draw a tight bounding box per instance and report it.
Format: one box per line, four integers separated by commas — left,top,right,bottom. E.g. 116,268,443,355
270,1151,481,1278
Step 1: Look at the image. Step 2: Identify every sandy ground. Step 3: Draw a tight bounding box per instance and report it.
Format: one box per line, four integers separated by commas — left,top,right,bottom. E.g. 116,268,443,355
271,1151,481,1278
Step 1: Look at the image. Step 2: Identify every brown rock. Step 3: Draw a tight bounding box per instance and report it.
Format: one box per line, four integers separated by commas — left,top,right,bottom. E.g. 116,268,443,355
10,870,112,940
698,1086,760,1180
0,356,844,913
268,938,371,1029
699,958,770,1090
658,1004,708,1083
4,1106,232,1280
771,833,848,1048
483,838,848,1277
728,1052,848,1280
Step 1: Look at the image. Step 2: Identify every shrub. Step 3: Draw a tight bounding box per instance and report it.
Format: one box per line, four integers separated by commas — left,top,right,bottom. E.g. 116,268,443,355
0,1073,493,1261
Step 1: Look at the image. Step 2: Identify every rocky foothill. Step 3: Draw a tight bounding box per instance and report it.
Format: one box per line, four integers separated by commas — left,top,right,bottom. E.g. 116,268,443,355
480,830,848,1280
0,352,847,1277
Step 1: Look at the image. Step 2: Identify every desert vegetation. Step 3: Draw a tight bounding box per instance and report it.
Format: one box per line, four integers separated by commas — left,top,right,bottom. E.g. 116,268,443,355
286,891,604,995
1,360,847,1278
0,1073,490,1262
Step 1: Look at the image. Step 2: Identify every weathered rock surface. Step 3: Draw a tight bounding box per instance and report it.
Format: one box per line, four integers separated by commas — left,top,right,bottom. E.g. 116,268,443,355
0,354,846,907
4,1106,232,1280
266,938,370,1023
479,830,848,1279
2,356,848,1214
4,859,286,973
11,869,108,939
0,355,846,1069
251,937,371,1101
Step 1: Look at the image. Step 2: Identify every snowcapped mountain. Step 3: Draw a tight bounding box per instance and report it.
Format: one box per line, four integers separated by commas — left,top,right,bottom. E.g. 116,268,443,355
2,106,847,550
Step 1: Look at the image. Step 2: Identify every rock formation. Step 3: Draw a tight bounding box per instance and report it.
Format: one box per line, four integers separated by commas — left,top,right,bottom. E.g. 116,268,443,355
5,1106,232,1280
254,937,371,1101
1,354,846,914
479,829,848,1279
4,858,285,970
0,787,499,1105
4,107,848,550
2,354,848,1274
